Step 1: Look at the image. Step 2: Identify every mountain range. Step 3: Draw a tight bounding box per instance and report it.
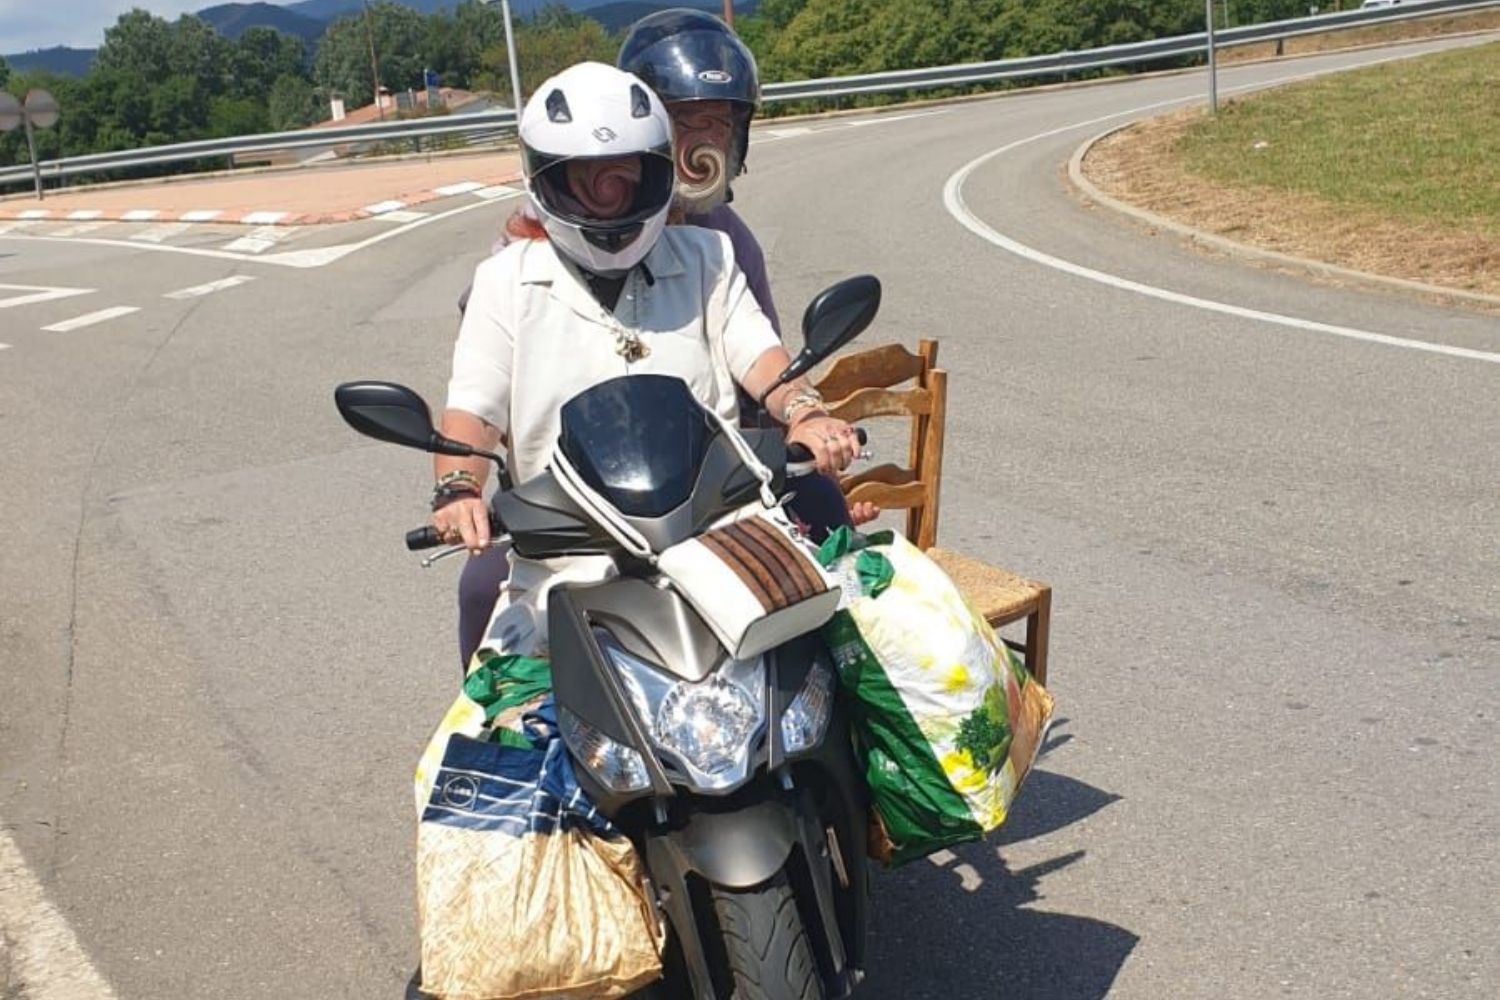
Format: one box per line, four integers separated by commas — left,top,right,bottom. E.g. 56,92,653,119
3,0,751,77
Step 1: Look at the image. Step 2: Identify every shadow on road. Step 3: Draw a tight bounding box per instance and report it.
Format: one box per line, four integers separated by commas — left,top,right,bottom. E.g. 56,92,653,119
861,760,1135,1000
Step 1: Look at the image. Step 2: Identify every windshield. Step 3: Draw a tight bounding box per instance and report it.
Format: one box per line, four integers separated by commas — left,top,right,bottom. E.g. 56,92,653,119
558,375,715,518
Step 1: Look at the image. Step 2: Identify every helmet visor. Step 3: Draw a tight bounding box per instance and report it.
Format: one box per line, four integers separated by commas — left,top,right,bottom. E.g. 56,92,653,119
530,147,675,250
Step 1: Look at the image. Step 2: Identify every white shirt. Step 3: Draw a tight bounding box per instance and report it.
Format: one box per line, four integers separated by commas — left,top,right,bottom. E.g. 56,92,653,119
446,226,781,487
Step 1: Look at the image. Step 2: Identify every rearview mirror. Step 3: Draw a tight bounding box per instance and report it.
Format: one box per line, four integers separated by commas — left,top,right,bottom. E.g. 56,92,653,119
758,275,882,406
334,381,473,456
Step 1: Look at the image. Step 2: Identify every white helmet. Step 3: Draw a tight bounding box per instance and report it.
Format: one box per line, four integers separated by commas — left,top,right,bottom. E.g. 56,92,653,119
519,62,676,277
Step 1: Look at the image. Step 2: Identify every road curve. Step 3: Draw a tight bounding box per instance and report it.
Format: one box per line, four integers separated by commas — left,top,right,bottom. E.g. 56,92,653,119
1,34,1496,1000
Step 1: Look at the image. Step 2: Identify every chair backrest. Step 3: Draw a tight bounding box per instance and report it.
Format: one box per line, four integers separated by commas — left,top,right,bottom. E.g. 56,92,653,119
812,339,947,550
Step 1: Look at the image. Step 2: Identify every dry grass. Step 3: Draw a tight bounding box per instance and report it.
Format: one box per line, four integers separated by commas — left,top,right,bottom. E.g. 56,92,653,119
1082,43,1500,298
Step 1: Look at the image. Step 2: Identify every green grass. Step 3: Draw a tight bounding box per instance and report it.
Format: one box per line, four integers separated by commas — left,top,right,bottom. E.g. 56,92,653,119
1177,42,1500,234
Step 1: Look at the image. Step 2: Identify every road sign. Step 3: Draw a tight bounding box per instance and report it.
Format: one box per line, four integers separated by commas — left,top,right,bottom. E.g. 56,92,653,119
0,93,20,133
24,89,59,129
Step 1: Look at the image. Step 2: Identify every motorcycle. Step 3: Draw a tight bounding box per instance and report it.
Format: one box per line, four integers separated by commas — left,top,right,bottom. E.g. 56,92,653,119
336,275,882,1000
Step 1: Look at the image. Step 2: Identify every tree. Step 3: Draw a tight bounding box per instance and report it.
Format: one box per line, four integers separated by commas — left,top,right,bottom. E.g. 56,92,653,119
96,10,176,82
229,27,307,101
208,95,270,137
268,73,323,130
314,3,430,108
0,55,10,90
478,5,615,107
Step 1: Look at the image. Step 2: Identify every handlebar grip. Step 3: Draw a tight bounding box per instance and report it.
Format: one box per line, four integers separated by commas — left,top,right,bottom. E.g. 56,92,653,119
787,427,867,463
405,511,504,551
405,526,444,551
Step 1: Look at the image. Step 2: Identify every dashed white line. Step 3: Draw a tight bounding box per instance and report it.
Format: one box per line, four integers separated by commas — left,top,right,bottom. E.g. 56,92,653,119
370,209,428,223
179,210,222,222
163,275,256,299
54,221,109,238
0,825,120,1000
473,184,517,200
223,225,292,254
120,209,159,222
240,211,289,225
434,181,484,196
130,222,193,243
42,306,140,332
0,284,94,309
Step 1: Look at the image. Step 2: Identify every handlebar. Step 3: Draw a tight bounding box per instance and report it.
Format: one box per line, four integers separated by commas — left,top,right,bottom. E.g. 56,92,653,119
405,510,504,551
787,427,868,474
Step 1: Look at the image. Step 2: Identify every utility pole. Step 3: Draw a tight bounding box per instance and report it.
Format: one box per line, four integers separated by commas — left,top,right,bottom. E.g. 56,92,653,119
722,0,734,26
480,0,524,113
362,0,384,120
1205,0,1219,114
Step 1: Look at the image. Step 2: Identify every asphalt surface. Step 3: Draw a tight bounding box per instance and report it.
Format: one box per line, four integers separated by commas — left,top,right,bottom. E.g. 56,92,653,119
2,35,1497,1000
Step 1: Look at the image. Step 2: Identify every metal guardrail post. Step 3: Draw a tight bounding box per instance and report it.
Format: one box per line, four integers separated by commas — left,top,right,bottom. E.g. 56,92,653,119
1207,0,1220,114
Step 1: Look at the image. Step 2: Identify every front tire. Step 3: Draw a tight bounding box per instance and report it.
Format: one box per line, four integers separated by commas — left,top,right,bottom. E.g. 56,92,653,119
711,871,825,1000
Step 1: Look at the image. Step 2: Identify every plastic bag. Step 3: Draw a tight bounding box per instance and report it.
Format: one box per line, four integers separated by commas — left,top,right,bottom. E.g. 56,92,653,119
416,699,664,1000
819,528,1054,866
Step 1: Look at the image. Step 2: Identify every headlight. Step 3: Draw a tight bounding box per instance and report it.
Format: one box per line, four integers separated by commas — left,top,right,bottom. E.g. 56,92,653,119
655,675,762,777
780,663,834,755
559,707,651,793
598,631,765,791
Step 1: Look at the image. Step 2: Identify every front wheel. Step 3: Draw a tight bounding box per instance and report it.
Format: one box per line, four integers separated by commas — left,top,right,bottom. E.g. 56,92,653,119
711,872,826,1000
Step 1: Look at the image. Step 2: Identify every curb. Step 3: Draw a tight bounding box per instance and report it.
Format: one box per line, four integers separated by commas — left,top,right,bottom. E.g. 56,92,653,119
1067,122,1500,310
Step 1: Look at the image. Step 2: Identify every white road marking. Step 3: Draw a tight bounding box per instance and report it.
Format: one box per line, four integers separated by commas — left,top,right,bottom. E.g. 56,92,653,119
240,211,289,225
120,209,159,222
163,275,256,299
179,209,222,222
0,284,94,310
941,53,1500,368
19,209,50,220
54,221,110,237
66,210,103,221
0,342,10,351
2,187,525,269
223,225,292,254
370,209,428,223
42,306,140,332
843,110,949,128
0,825,119,999
473,184,517,199
363,199,406,214
433,181,484,196
130,222,192,243
761,126,812,139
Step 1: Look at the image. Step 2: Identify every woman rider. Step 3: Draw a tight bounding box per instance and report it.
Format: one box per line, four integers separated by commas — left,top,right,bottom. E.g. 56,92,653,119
448,15,869,670
432,62,860,660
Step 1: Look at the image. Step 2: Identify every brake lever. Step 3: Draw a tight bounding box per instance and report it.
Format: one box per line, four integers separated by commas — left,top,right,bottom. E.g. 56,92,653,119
420,537,507,568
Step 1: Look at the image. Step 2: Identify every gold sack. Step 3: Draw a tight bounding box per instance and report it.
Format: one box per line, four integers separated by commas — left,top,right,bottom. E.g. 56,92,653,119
416,822,664,1000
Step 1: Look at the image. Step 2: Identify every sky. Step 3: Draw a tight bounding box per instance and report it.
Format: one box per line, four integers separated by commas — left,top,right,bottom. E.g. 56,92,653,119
1,0,219,54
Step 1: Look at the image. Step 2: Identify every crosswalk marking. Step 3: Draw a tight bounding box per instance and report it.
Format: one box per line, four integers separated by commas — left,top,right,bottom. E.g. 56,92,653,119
130,222,193,243
43,306,140,332
473,184,517,200
0,284,94,310
223,226,292,254
163,276,256,299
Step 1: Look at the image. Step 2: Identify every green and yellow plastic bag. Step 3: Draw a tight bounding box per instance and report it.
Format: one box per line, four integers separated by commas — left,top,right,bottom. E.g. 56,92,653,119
819,528,1054,866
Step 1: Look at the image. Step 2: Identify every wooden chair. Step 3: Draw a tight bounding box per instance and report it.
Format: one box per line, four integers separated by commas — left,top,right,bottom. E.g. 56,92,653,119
813,340,1052,685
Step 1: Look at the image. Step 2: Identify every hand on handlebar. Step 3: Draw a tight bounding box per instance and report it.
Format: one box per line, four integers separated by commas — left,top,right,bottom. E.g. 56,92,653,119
432,495,491,555
787,415,862,477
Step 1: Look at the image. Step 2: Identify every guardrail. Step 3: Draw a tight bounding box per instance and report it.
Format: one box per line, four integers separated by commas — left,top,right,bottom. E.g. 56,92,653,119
3,0,1496,190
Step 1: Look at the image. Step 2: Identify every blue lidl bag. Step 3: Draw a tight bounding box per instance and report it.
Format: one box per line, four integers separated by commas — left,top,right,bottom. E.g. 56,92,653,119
416,700,663,1000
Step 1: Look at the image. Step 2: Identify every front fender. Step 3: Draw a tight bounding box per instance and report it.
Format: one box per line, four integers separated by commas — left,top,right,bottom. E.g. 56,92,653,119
647,797,796,890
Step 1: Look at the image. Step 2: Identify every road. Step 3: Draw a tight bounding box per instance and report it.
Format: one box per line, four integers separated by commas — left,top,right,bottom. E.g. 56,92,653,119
2,35,1497,1000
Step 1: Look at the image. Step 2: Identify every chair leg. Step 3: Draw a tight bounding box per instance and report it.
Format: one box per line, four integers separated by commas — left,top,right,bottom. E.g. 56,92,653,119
1024,587,1051,687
